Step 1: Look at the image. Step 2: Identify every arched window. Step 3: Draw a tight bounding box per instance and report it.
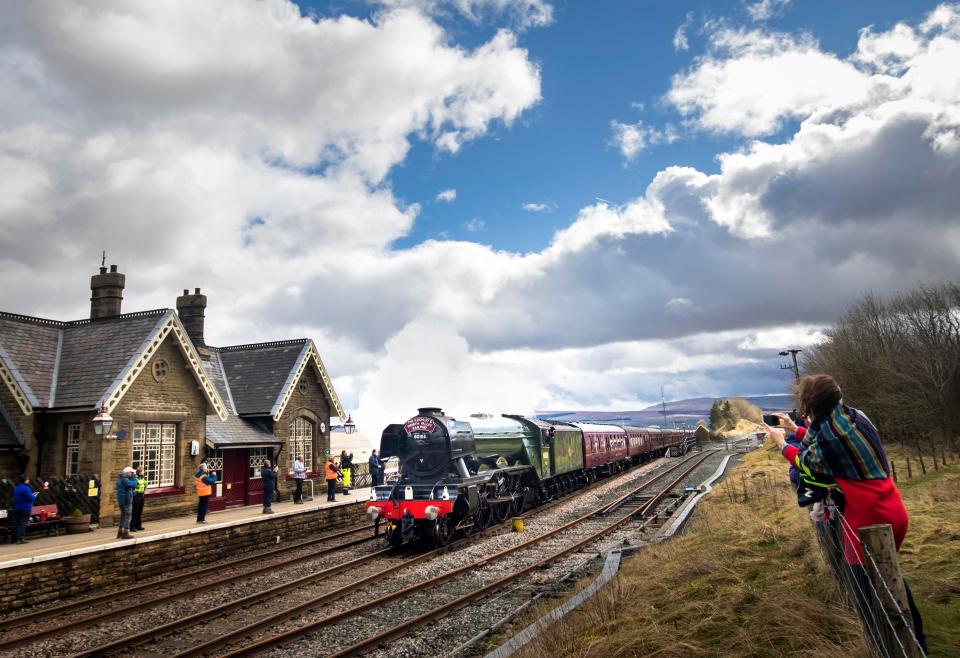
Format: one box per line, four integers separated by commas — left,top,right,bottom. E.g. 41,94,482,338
289,417,314,472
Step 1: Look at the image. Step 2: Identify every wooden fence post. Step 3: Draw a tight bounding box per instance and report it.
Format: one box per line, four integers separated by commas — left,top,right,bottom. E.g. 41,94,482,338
941,445,947,467
891,461,898,483
932,445,939,472
906,458,912,480
858,524,923,658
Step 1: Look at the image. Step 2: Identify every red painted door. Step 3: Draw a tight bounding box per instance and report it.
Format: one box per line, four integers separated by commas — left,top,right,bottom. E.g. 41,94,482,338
222,449,247,508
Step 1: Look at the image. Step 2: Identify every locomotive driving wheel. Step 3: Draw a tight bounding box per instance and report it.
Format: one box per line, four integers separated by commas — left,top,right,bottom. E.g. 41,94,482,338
510,479,525,515
474,499,492,530
490,473,511,523
432,517,452,547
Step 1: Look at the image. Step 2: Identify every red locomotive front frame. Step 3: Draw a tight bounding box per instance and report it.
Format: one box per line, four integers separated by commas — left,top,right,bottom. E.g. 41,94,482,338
367,498,454,521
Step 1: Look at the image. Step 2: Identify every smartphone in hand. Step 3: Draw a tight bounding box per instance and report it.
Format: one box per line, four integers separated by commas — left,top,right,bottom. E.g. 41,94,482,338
762,414,780,426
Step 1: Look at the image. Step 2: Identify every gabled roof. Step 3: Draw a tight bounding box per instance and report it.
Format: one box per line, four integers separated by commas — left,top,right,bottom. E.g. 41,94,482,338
216,339,345,422
0,314,60,410
202,352,280,448
0,309,228,420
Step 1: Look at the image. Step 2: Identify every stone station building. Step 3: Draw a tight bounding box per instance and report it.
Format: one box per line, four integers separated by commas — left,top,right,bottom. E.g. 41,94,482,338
0,265,345,525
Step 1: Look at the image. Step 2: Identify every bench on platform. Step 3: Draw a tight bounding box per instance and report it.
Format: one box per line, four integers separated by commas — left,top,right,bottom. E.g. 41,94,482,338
0,504,64,542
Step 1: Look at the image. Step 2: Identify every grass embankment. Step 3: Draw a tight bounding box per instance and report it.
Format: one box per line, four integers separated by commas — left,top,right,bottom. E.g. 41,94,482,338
514,446,960,657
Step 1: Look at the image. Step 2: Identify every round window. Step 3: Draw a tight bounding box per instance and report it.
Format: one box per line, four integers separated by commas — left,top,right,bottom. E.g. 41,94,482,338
152,359,169,382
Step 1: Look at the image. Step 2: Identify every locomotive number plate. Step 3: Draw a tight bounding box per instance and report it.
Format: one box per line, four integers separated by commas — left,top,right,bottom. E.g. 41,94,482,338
412,432,427,440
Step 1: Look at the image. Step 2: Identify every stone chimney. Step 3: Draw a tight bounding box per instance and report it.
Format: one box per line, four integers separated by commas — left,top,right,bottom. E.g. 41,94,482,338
90,264,125,319
177,287,209,359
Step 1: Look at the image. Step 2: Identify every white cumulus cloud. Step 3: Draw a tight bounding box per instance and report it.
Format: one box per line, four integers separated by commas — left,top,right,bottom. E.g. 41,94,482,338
436,188,457,202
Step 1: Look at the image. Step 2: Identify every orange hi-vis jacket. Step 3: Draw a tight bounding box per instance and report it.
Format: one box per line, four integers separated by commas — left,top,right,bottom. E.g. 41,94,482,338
325,460,338,481
195,473,213,497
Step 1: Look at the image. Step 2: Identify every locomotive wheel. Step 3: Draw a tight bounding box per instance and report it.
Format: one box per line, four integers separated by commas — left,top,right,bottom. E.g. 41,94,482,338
475,501,492,530
432,517,452,546
492,500,510,524
510,485,526,515
385,522,403,547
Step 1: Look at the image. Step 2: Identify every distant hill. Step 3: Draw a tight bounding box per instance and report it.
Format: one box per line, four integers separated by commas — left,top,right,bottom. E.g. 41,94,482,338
537,394,794,427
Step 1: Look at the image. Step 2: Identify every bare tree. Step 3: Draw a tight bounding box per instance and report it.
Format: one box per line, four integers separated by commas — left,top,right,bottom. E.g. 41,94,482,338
803,282,960,453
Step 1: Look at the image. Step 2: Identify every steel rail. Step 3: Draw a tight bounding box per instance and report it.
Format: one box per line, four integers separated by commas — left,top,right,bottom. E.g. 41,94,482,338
218,450,712,657
328,450,714,658
71,545,401,658
0,520,372,634
169,473,631,658
0,530,375,652
81,469,618,658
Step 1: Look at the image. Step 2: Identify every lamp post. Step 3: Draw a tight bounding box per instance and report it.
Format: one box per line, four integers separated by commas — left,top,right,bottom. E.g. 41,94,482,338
344,414,356,435
92,405,114,437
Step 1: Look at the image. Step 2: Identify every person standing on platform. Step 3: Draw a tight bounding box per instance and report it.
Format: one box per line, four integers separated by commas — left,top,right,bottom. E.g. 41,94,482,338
369,450,384,487
195,463,217,524
340,450,353,496
325,456,339,502
115,467,138,539
261,459,277,514
12,475,37,544
131,466,148,531
292,455,307,504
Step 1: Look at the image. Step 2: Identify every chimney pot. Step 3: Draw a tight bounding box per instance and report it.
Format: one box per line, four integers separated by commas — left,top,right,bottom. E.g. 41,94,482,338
195,287,201,294
110,264,117,273
100,267,107,274
183,289,189,296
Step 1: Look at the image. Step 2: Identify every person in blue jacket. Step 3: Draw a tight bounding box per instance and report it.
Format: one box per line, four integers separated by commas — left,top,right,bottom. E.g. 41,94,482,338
12,476,37,544
115,467,138,539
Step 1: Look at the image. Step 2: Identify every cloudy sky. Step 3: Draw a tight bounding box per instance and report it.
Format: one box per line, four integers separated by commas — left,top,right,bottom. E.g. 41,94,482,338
2,0,958,434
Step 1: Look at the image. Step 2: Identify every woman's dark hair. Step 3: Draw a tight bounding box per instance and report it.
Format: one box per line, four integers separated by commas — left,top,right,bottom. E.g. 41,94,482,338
797,374,842,420
17,475,28,484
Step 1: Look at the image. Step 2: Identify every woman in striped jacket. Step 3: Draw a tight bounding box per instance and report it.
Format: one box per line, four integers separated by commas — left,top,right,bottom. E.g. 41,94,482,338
768,374,926,652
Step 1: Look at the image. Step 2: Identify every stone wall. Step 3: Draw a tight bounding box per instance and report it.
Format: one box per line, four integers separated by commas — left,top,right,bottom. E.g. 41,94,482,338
99,335,210,525
0,501,367,613
275,365,333,496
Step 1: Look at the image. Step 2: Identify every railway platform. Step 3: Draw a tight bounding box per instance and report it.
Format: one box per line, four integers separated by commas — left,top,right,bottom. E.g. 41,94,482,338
0,487,373,568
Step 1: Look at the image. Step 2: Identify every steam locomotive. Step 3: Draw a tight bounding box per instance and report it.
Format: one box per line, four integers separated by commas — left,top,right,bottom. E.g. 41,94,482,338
365,407,692,546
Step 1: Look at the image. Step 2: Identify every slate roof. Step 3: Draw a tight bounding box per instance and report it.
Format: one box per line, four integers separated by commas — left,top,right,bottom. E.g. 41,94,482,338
217,340,309,416
0,405,23,449
0,309,169,410
203,352,281,447
0,314,61,406
54,311,169,409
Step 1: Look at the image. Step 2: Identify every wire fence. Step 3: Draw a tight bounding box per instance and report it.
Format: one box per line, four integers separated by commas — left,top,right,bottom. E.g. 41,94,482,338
812,498,926,657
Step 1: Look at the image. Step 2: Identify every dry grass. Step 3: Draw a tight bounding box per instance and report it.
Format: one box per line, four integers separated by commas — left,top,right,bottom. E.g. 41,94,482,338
510,446,960,658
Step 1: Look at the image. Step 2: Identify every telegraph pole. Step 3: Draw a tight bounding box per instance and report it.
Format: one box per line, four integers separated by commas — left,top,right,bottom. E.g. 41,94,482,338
779,349,802,382
660,385,668,427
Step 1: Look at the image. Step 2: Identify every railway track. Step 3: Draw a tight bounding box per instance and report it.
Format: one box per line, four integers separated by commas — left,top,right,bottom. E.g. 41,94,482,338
211,450,714,657
72,456,676,657
0,452,695,657
0,522,377,654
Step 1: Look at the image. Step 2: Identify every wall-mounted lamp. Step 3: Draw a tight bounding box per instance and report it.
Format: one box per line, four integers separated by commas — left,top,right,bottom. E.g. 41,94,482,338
344,414,356,434
92,405,115,438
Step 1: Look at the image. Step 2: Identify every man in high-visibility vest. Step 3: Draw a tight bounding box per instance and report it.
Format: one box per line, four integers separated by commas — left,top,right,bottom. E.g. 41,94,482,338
195,463,217,524
325,457,339,502
131,466,148,531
